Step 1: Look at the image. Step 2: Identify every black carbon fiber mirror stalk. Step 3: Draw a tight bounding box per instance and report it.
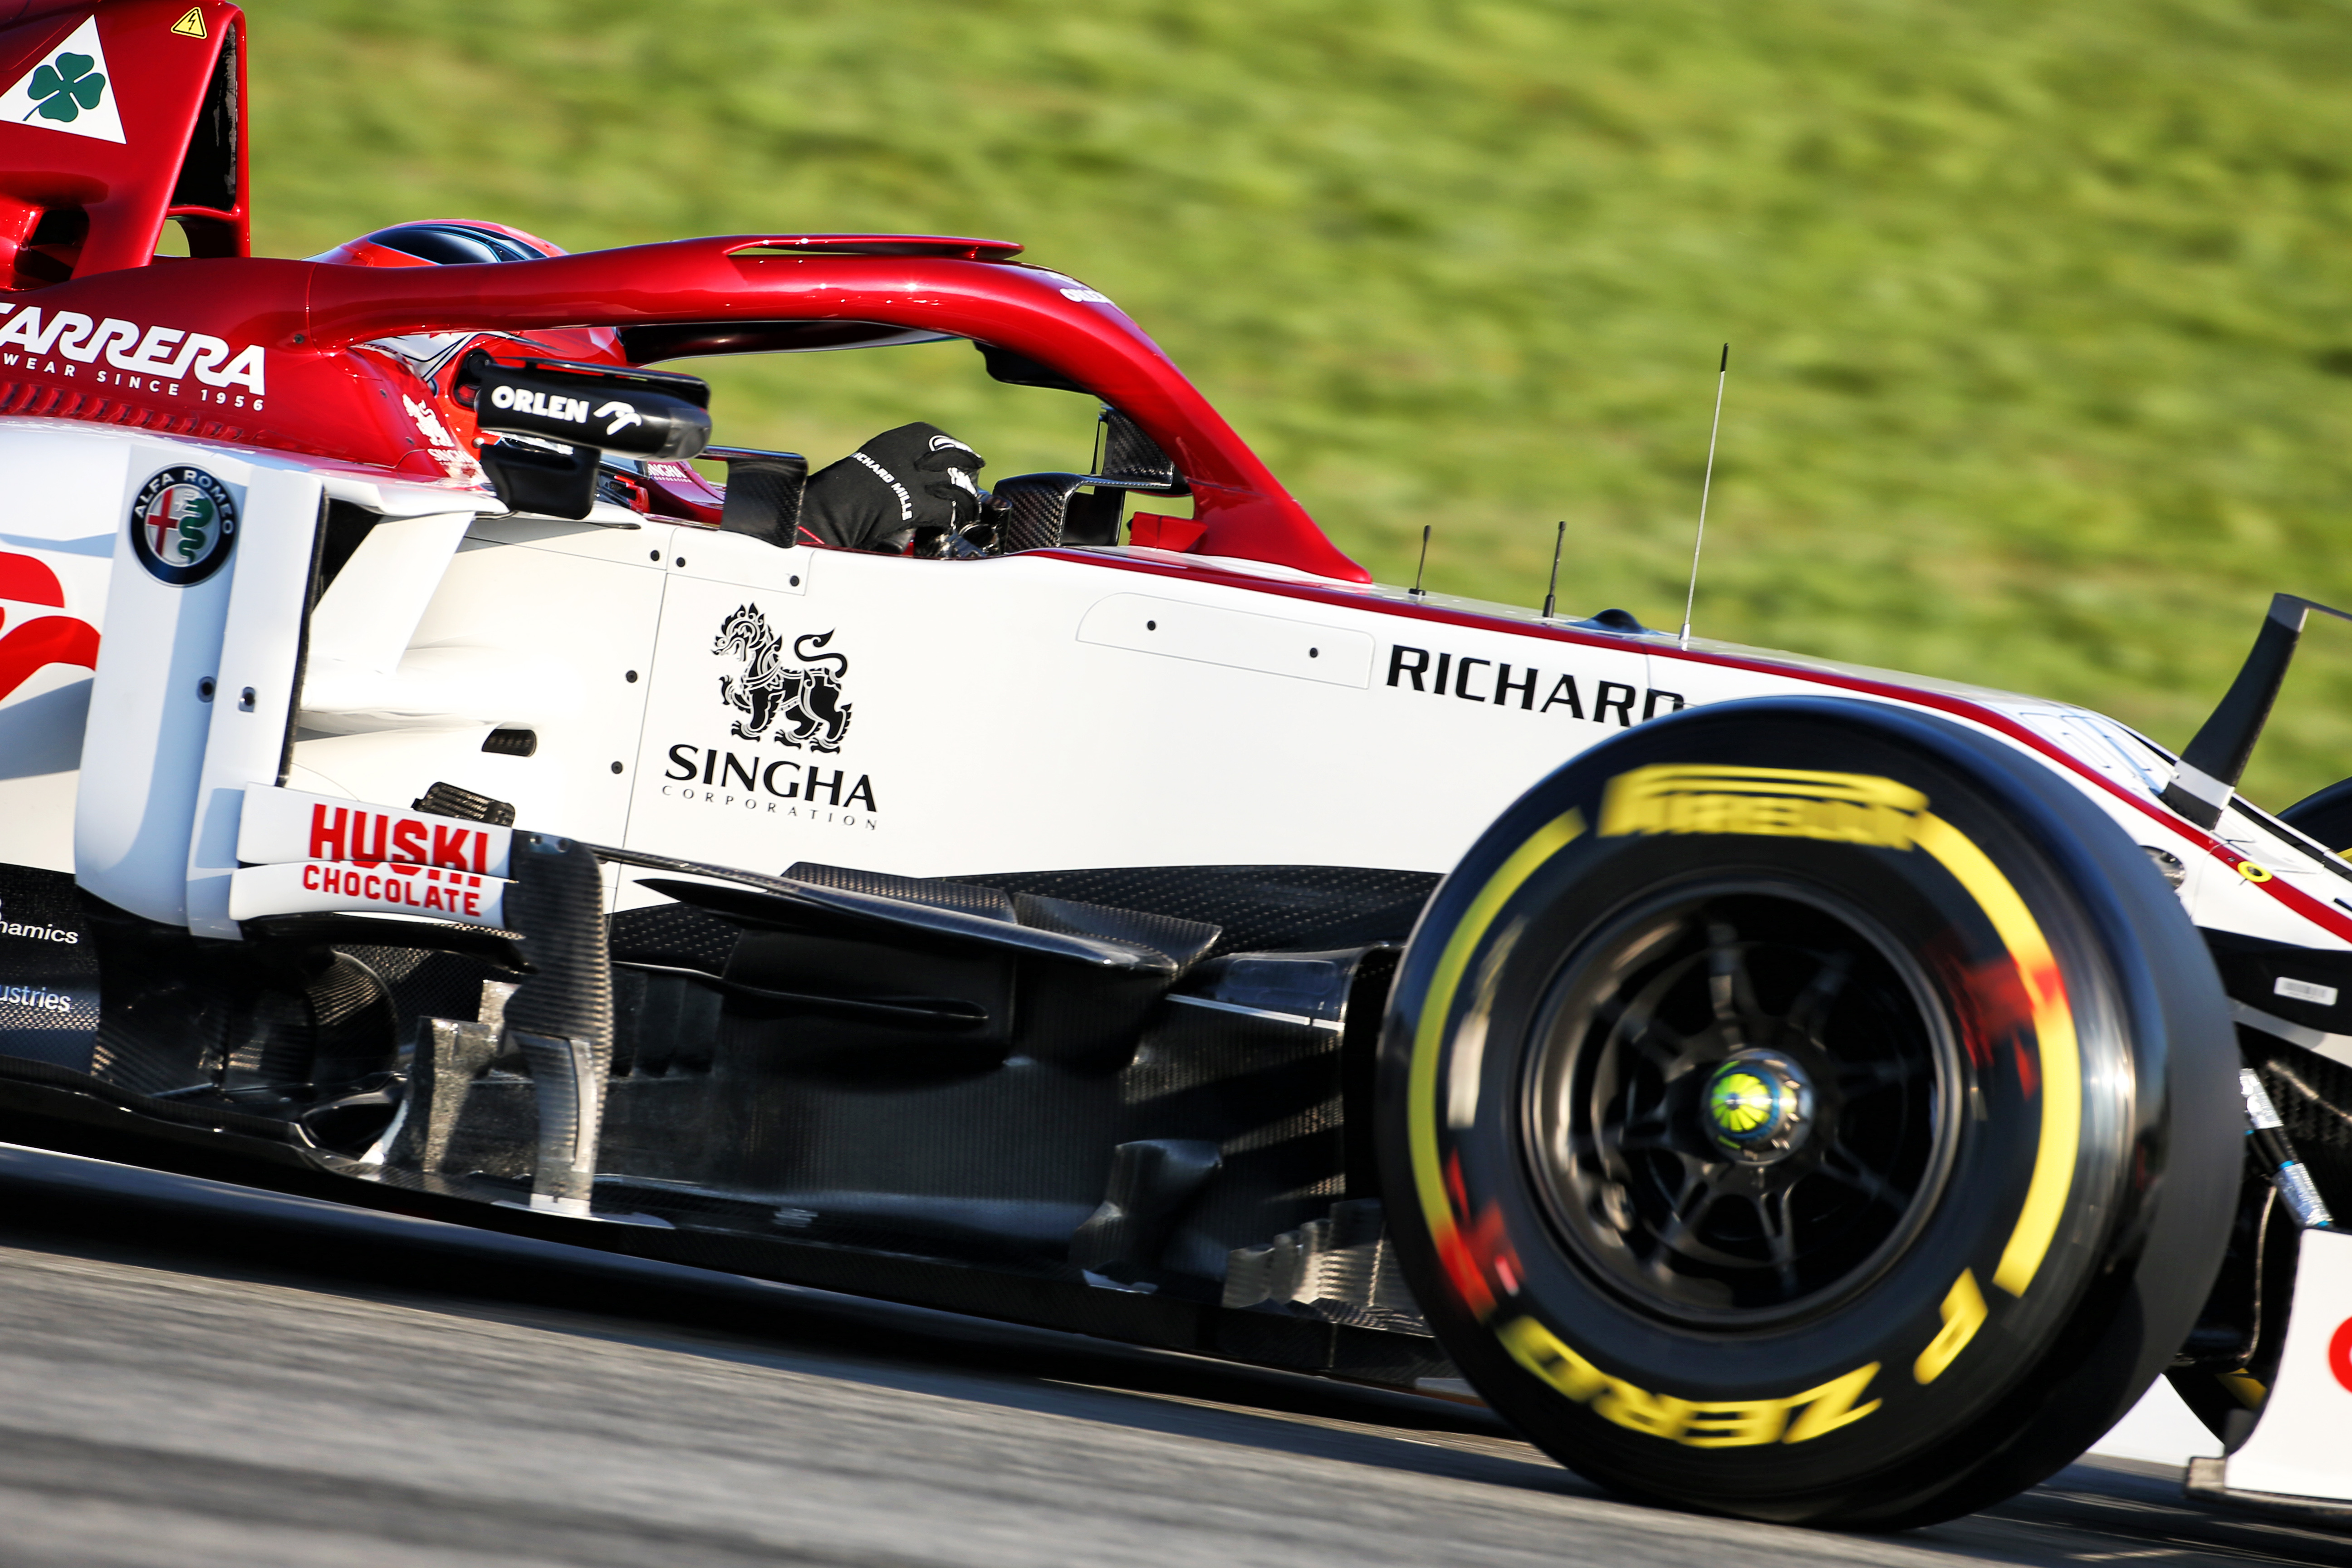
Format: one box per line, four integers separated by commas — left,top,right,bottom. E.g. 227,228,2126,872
2161,593,2352,828
457,351,713,519
705,446,809,547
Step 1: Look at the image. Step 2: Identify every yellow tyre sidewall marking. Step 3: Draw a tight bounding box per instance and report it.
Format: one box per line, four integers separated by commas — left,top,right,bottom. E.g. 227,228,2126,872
1910,813,2080,1297
1406,773,2085,1440
1592,763,2082,1293
1499,1316,1884,1448
1407,809,1584,1250
1913,1269,1988,1384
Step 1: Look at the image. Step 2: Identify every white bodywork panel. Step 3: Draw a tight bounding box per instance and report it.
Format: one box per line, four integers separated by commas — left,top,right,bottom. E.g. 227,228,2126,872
289,511,663,847
616,545,1659,889
305,510,476,676
0,421,2342,944
68,438,318,928
2,421,2349,961
181,467,328,937
2214,1225,2352,1504
0,424,495,921
0,424,122,877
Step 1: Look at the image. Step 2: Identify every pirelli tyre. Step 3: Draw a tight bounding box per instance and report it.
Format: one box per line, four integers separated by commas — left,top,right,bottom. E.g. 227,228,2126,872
1377,697,2240,1527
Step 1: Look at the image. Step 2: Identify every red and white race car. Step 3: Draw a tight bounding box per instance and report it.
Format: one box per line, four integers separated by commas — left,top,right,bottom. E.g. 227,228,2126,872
0,0,2346,1530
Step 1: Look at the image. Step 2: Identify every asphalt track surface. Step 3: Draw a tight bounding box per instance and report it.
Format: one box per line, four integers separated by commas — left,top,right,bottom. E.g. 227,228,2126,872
0,1143,2346,1568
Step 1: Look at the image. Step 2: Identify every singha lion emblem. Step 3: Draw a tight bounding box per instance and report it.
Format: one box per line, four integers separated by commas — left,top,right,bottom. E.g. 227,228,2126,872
714,606,853,752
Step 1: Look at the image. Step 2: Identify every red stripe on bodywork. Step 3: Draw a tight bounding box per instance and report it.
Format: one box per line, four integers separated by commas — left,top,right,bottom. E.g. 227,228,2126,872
0,615,99,705
1044,549,2352,944
0,553,66,608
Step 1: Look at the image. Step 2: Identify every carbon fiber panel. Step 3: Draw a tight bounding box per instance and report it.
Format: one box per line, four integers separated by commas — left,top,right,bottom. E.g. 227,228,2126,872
784,862,1017,921
337,945,512,1046
609,901,740,974
953,865,1439,959
1009,893,1218,970
91,912,232,1097
1098,407,1180,490
0,866,100,1077
307,953,399,1084
712,448,808,548
2242,1031,2352,1217
0,1063,1455,1385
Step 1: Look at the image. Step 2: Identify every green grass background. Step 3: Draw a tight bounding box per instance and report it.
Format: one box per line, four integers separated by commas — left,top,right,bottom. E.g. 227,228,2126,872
250,0,2352,807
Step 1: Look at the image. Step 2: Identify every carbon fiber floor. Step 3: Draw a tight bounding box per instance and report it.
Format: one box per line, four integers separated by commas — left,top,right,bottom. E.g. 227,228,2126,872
0,1142,2344,1568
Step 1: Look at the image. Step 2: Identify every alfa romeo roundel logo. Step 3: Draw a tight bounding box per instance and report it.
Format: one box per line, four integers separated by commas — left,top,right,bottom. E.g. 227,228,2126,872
128,466,237,585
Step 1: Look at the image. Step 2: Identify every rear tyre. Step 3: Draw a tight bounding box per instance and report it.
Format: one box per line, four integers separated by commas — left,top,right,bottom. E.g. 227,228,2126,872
1377,698,2240,1527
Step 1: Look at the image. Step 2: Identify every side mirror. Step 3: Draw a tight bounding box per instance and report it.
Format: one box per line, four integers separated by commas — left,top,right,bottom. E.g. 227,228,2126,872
998,407,1186,553
705,447,810,548
457,353,712,519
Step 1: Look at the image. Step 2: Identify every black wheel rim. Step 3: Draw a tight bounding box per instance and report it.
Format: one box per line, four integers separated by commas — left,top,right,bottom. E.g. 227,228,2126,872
1521,882,1961,1329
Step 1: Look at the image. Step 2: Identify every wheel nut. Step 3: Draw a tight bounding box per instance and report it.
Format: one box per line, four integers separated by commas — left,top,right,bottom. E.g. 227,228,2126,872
1703,1053,1814,1163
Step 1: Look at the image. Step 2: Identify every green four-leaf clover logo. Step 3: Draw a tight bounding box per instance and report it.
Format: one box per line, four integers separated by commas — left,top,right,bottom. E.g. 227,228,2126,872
25,53,104,124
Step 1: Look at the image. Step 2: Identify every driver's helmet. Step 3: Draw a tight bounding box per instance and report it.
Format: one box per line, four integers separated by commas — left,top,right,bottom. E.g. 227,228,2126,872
307,220,566,268
309,220,623,491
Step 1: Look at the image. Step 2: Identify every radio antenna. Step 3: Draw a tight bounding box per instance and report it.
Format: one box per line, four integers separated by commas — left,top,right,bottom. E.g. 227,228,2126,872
1541,520,1564,619
1679,344,1729,650
1411,525,1431,598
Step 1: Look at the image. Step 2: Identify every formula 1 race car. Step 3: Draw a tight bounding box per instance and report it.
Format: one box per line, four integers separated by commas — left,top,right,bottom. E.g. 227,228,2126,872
1,0,2348,1532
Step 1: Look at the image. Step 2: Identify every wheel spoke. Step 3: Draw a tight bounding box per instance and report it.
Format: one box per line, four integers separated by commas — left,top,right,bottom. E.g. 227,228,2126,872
1835,1056,1920,1095
1608,1131,1681,1158
1755,1187,1801,1296
1817,1139,1911,1211
1784,949,1852,1041
1621,1020,1697,1077
1591,1094,1681,1172
1618,1098,1672,1135
1526,888,1952,1322
1612,962,1712,1076
1623,1096,1668,1125
1591,1080,1686,1169
1704,921,1758,1047
1652,1185,1723,1257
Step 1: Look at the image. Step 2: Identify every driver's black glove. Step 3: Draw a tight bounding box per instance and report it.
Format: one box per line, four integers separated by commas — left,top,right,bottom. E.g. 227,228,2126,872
798,422,986,552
